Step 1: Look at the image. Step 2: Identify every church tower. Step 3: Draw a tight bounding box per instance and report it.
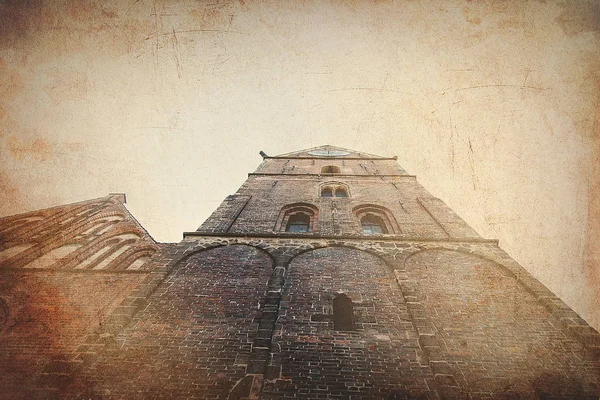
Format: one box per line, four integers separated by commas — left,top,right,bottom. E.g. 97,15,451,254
177,145,599,399
0,145,598,399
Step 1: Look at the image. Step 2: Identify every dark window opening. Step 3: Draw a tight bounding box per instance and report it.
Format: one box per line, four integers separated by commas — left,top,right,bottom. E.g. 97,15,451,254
321,188,333,197
334,188,348,197
361,213,388,234
321,166,340,174
286,213,310,232
333,294,355,331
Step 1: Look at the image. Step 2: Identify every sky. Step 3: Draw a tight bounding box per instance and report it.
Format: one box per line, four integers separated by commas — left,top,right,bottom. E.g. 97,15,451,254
0,0,598,329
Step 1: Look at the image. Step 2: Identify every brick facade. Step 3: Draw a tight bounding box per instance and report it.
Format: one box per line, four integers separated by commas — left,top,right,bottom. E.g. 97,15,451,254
0,145,598,399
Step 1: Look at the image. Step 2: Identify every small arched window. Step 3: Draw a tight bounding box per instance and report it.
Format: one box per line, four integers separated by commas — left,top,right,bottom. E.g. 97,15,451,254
321,165,340,174
360,214,388,234
276,203,319,233
334,188,348,198
333,294,355,331
321,188,333,197
353,204,399,235
320,182,350,198
286,213,310,232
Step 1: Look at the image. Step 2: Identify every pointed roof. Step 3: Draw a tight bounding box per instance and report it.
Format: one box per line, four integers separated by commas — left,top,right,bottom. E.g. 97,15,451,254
271,145,396,160
0,193,157,243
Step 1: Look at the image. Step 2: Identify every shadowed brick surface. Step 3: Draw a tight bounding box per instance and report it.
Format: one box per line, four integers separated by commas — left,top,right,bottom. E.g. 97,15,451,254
264,247,435,399
405,250,600,399
67,245,272,399
0,270,147,399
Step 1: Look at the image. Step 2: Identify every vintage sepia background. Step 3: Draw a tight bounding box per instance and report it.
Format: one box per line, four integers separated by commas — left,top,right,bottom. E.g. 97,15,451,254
0,0,598,331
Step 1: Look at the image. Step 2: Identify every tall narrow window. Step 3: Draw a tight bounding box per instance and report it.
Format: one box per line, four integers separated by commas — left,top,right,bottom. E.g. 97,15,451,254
321,165,340,174
286,213,310,232
333,294,355,331
360,214,388,234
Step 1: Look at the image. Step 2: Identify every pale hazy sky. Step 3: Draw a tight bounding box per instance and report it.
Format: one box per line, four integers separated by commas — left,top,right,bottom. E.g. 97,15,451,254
0,1,598,329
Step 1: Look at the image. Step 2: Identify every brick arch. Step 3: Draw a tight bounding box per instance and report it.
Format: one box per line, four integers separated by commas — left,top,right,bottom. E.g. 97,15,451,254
402,248,600,399
173,242,277,274
87,225,143,243
80,244,275,399
87,210,126,223
352,204,400,234
270,245,433,398
319,181,350,197
80,219,120,236
401,246,517,278
283,242,396,272
109,244,157,271
275,202,319,232
72,232,142,265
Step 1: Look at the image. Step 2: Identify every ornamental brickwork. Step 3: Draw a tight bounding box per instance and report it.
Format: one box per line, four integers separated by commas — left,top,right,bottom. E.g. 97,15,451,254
0,146,598,399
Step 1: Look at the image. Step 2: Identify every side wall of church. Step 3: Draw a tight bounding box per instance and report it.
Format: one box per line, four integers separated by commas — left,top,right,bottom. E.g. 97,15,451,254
0,269,148,398
0,195,163,398
66,244,273,399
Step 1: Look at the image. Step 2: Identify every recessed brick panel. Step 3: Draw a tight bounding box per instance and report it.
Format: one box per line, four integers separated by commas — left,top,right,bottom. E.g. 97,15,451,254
71,244,273,399
265,247,434,399
405,250,600,398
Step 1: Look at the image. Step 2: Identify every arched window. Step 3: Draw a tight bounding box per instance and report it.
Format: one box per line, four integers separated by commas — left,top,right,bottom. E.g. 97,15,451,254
286,213,310,232
321,165,340,174
334,188,348,198
360,213,387,234
320,182,350,198
276,203,319,233
321,188,333,197
333,294,355,331
353,204,399,235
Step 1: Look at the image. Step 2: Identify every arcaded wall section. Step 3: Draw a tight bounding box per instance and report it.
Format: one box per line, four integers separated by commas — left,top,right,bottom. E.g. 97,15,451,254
65,245,273,399
45,236,597,400
404,250,600,399
265,247,434,399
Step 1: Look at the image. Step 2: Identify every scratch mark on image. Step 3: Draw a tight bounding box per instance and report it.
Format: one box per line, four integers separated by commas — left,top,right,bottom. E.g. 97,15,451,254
313,87,414,96
171,28,183,78
467,137,478,190
450,114,455,174
146,29,249,40
453,84,546,93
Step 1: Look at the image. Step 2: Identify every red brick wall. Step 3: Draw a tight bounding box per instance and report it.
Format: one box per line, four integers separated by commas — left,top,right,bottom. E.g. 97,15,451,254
265,247,434,399
71,244,273,399
199,156,479,239
255,158,406,176
0,269,148,398
405,249,600,398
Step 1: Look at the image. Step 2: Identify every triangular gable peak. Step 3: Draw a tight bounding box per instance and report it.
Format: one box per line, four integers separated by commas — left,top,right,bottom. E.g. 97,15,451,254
272,145,395,160
0,193,161,271
0,193,156,245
